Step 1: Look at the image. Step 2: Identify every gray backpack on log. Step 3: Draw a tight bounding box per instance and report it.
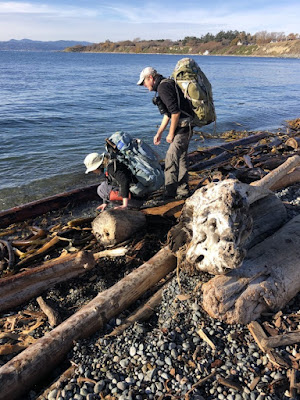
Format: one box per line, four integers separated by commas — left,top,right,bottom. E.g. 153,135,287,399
105,131,164,197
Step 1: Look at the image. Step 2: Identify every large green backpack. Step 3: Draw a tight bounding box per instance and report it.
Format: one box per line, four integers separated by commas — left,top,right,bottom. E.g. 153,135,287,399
171,58,216,127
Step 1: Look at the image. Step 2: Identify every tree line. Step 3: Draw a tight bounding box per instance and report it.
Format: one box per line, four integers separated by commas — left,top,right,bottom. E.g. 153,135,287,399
65,30,300,54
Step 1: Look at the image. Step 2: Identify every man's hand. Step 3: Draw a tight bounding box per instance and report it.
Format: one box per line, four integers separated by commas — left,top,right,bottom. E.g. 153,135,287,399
154,132,162,145
96,203,107,212
166,132,174,143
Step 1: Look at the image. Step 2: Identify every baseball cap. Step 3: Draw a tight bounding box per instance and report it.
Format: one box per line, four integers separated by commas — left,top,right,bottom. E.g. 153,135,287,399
137,66,157,85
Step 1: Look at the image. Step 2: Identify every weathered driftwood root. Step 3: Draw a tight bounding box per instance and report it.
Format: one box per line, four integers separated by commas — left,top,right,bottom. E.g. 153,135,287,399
92,209,147,246
168,179,268,274
0,251,95,313
0,246,176,400
168,155,299,275
202,215,300,325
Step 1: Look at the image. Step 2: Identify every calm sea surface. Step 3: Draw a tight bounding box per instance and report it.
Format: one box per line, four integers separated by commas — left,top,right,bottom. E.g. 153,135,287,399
0,51,299,211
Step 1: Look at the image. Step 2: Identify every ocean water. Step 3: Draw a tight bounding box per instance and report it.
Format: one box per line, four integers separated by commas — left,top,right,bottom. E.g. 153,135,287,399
0,51,299,211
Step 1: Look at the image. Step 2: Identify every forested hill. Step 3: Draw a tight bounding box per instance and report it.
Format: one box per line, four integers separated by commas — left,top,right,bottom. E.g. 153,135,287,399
64,31,300,58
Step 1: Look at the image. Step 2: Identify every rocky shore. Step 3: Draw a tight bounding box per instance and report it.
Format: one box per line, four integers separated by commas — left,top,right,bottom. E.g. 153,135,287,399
31,183,300,400
0,125,300,400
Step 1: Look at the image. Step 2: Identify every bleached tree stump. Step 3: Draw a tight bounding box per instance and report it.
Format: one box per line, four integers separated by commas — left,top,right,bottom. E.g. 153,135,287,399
92,209,146,246
202,214,300,325
168,155,299,275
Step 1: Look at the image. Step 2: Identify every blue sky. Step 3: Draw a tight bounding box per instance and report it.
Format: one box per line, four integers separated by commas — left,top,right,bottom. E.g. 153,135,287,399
0,0,299,42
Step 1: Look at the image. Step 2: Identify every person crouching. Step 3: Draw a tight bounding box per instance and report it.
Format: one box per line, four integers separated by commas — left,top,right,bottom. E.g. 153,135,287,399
84,152,133,212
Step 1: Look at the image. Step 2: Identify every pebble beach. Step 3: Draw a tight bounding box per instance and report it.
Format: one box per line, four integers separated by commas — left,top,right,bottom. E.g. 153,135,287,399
10,182,298,400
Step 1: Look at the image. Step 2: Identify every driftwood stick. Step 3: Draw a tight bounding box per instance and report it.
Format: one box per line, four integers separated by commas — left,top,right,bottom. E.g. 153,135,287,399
248,321,269,352
184,370,217,399
288,369,298,398
248,321,291,368
36,365,76,400
262,331,300,349
217,377,243,392
36,296,61,327
93,247,128,260
0,246,176,400
197,328,216,350
106,283,167,337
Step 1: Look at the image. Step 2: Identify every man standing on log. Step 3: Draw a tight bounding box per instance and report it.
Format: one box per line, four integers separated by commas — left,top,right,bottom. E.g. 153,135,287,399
137,67,194,200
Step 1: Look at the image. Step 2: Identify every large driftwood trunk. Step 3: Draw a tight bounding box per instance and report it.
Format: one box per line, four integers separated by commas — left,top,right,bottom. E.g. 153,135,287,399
168,155,299,275
202,215,300,325
0,251,95,313
92,209,147,246
0,185,98,228
245,194,287,249
0,246,176,400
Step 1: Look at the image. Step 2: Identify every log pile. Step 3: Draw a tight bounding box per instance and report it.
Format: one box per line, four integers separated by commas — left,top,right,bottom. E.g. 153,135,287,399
0,121,300,398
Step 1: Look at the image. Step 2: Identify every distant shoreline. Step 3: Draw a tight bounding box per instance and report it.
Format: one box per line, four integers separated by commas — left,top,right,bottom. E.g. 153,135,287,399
70,51,300,59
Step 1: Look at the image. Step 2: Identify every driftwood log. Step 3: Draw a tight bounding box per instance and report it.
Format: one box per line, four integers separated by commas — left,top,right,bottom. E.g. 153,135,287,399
188,131,270,166
168,155,300,274
0,246,176,400
202,214,300,325
92,208,147,246
0,184,98,228
0,248,127,313
0,251,95,313
270,166,300,191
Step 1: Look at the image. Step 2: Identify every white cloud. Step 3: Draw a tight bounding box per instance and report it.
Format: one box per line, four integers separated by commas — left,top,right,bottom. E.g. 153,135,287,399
0,2,98,17
0,1,299,41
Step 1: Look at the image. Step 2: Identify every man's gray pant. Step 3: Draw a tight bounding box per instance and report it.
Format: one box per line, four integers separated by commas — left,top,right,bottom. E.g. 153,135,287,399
164,126,191,197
